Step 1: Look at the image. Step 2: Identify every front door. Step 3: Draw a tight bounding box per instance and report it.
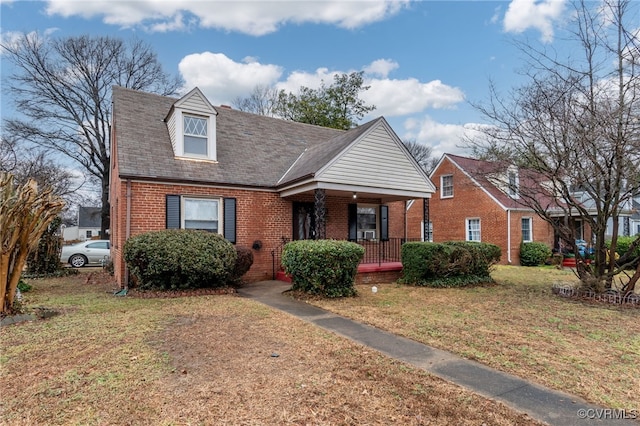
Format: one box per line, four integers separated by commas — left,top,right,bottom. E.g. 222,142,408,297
293,202,315,240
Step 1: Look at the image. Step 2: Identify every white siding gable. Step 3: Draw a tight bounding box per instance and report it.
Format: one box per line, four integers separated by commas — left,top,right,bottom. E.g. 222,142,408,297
317,120,435,194
166,87,218,161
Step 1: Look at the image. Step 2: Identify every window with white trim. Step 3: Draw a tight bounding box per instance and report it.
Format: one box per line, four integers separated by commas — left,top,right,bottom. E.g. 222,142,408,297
507,170,518,197
183,115,208,156
441,175,453,198
183,197,220,233
357,206,377,240
521,217,532,242
466,218,481,242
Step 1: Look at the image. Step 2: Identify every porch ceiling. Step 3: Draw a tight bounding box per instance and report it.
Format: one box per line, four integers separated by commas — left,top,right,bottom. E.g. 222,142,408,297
279,180,432,202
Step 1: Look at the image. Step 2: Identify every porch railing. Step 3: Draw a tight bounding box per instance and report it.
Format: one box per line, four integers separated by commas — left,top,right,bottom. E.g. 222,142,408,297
357,238,420,265
272,237,420,278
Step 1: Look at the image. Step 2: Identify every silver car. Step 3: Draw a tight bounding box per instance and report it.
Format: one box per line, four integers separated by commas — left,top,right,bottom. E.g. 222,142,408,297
61,240,111,267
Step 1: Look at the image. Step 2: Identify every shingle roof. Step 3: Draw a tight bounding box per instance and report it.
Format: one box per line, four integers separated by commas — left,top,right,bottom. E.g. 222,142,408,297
78,206,101,228
113,86,348,188
445,154,557,210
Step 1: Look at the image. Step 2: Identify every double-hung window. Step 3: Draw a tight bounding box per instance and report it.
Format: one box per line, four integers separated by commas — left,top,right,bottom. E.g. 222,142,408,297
441,175,453,198
183,115,208,156
166,195,236,243
521,217,532,242
184,198,219,232
357,206,377,240
466,218,481,242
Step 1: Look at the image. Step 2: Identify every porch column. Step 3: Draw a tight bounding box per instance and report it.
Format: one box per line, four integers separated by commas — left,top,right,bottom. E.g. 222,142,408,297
314,188,327,240
423,198,430,241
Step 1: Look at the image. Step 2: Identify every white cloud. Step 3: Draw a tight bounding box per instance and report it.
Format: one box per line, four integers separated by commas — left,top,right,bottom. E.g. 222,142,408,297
0,29,58,54
364,78,464,117
503,0,566,43
363,58,399,78
402,116,477,159
179,55,465,117
178,52,283,105
45,0,410,36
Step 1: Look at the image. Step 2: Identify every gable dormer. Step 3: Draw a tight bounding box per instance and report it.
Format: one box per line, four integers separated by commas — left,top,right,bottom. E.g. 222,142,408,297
488,164,520,199
166,88,218,161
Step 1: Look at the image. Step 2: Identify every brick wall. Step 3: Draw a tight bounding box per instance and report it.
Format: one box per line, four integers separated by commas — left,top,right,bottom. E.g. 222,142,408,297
110,181,416,287
429,158,554,265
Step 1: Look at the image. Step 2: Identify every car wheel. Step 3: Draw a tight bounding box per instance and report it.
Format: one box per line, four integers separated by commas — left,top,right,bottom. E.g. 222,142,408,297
69,254,87,268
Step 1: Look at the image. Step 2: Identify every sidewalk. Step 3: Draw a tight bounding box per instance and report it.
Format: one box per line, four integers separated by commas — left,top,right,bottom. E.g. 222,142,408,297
237,280,637,426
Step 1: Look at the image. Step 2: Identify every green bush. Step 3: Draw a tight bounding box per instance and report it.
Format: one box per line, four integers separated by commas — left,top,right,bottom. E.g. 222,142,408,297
27,216,63,275
123,230,237,290
614,236,640,267
230,246,254,286
400,241,501,287
519,241,552,266
282,239,364,298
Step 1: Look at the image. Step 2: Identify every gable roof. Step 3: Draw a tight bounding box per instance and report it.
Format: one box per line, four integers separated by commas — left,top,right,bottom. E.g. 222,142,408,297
78,207,101,228
114,86,343,188
113,86,434,199
440,153,550,211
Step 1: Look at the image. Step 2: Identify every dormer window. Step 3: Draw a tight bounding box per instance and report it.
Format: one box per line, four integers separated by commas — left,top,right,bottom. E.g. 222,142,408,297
183,115,208,156
166,87,218,161
507,166,519,198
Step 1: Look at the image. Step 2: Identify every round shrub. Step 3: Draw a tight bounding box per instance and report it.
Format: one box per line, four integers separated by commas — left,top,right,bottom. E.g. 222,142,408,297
282,239,364,298
520,241,552,266
123,229,237,290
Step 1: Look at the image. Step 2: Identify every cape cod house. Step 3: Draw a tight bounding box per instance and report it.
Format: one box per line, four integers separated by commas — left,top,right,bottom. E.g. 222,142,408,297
429,154,556,264
109,86,435,287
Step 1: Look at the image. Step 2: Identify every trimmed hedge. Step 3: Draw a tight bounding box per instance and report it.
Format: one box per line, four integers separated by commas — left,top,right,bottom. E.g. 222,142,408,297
400,241,501,287
282,239,364,298
520,241,552,266
124,229,237,290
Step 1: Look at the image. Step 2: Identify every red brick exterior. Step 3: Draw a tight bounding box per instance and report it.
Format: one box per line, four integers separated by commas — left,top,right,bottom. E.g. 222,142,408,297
109,174,423,287
429,157,554,265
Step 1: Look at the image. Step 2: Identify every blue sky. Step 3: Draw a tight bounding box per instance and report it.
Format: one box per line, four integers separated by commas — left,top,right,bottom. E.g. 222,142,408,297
1,0,571,158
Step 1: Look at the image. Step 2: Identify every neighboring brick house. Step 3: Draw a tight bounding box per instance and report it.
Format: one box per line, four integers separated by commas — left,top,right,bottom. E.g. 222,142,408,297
110,86,435,287
429,154,555,265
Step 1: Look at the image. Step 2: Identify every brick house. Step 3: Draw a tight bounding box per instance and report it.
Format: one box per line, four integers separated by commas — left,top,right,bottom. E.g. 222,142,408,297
109,86,435,287
428,154,555,264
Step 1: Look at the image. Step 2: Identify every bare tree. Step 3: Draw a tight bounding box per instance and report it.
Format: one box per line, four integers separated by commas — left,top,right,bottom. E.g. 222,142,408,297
402,139,438,174
468,0,640,292
1,33,183,237
232,84,280,116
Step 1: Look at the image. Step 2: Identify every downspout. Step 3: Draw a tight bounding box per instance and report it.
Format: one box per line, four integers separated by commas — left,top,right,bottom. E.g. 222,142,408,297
124,179,132,288
507,209,512,264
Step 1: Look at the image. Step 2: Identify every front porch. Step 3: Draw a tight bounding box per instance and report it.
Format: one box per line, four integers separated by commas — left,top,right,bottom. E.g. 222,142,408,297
272,237,419,284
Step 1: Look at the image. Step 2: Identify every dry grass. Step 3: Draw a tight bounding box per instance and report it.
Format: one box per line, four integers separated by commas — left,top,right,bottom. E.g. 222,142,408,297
0,271,542,425
308,265,640,410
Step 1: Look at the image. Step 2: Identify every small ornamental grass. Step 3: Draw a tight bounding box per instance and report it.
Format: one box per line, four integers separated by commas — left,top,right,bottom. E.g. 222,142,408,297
282,239,364,298
124,229,237,290
400,241,501,287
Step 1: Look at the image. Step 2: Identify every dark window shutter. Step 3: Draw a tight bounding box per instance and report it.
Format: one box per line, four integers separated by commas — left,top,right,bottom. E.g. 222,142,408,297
223,198,236,244
166,195,181,229
380,205,389,241
348,203,357,241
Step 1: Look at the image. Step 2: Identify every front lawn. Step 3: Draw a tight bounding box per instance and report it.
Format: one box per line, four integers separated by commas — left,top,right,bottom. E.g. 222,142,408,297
0,271,542,425
308,265,640,409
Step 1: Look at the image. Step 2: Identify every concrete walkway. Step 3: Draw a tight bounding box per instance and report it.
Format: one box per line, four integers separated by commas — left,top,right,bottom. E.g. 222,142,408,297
237,280,637,426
